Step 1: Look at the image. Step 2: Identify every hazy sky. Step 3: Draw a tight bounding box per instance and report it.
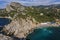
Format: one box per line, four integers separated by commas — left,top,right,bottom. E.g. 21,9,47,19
0,0,60,8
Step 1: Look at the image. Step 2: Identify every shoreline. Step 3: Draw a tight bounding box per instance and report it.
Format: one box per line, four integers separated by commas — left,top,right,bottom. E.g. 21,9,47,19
36,22,60,28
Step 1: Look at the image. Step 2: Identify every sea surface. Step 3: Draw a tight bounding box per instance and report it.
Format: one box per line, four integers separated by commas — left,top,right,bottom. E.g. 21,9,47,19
26,27,60,40
0,18,11,31
0,18,60,40
0,18,11,26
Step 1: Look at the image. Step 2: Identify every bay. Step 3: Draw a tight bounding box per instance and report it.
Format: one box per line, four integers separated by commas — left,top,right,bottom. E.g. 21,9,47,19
26,27,60,40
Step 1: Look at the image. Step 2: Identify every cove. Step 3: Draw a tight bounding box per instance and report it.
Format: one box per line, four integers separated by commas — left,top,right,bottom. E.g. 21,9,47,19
0,18,11,31
26,27,60,40
0,18,11,26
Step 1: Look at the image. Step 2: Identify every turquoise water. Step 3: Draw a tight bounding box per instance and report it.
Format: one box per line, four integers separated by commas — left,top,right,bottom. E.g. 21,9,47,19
26,27,60,40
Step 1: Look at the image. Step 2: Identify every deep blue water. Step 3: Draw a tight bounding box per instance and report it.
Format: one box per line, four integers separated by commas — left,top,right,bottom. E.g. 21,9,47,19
26,27,60,40
0,18,11,26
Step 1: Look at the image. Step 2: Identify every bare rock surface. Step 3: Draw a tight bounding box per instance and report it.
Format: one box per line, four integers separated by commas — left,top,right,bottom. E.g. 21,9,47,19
6,2,25,12
3,18,37,38
0,33,26,40
0,34,14,40
1,2,60,40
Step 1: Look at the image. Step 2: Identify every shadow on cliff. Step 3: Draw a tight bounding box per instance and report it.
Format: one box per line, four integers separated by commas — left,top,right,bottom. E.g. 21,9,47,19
26,27,60,40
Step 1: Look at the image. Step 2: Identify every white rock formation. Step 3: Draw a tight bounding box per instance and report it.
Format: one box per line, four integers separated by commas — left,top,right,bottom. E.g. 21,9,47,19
3,18,37,38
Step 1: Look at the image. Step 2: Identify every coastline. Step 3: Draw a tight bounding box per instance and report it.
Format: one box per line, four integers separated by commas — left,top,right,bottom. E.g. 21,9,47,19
36,22,60,28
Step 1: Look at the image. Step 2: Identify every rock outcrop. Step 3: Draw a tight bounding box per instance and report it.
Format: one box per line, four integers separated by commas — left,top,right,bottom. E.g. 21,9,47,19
1,2,38,39
1,2,60,40
3,18,37,38
0,33,26,40
6,2,25,12
0,34,14,40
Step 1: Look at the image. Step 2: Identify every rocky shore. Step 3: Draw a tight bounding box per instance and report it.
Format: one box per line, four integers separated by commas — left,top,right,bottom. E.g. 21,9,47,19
0,34,14,40
0,18,59,40
0,2,60,40
2,18,36,38
0,33,26,40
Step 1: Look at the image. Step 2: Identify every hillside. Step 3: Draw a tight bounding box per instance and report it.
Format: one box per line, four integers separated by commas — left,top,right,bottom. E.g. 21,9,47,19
0,2,60,40
0,2,60,23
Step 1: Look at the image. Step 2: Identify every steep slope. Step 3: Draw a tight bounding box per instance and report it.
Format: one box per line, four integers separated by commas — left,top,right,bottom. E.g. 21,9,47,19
2,2,37,38
1,2,60,39
6,2,25,12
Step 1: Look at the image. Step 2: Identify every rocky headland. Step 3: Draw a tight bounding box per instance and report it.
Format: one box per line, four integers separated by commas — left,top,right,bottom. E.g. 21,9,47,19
0,2,60,40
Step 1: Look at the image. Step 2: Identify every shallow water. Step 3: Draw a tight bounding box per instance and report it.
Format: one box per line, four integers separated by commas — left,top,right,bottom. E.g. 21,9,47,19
26,27,60,40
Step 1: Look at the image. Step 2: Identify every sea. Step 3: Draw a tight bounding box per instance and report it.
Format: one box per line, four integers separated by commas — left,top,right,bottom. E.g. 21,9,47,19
26,27,60,40
0,18,11,26
0,18,60,40
0,18,11,31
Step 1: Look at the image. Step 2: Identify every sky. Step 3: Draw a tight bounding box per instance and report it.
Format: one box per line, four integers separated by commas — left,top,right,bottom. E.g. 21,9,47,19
0,0,60,8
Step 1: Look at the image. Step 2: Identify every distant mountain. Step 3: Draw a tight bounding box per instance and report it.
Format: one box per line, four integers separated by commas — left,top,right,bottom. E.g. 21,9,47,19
36,4,60,8
0,2,60,40
0,2,60,22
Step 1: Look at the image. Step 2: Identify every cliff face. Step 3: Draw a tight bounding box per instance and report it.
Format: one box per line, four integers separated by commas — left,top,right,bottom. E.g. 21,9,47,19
1,2,38,39
3,17,37,38
6,2,25,12
0,34,14,40
0,2,36,40
1,2,60,40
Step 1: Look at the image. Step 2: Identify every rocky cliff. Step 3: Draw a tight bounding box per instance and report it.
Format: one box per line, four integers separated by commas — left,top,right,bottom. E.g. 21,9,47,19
1,2,38,39
0,34,14,40
3,18,37,38
6,2,25,12
0,2,60,40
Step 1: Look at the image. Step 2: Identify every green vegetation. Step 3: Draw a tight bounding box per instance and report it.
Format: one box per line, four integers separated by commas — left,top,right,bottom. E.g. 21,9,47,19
23,7,60,22
0,7,60,23
0,9,8,17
